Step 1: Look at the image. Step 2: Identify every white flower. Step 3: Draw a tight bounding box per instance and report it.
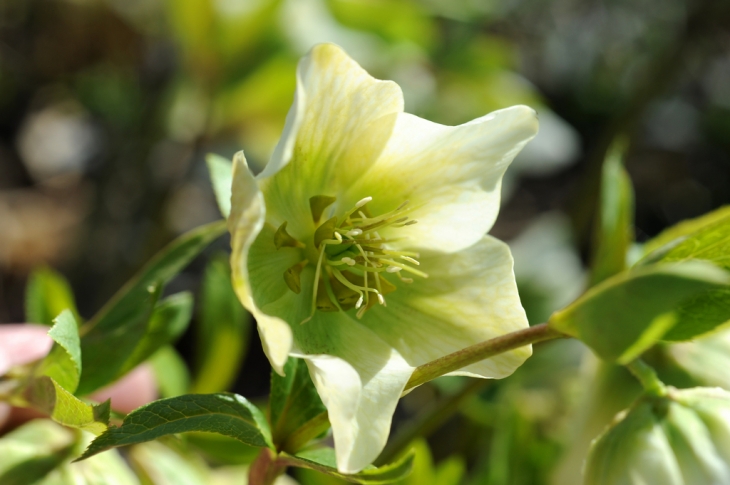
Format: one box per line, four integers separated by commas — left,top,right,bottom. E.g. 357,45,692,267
228,43,538,473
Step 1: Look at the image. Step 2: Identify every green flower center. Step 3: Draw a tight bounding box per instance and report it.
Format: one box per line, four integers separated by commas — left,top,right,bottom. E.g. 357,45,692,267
274,195,427,322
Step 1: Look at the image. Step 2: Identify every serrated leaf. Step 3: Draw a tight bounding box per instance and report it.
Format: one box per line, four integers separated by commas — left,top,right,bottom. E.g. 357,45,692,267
548,261,730,363
191,254,250,394
24,376,109,435
590,140,634,285
637,212,730,340
150,346,190,398
270,358,326,450
25,266,78,326
206,154,233,218
282,448,415,484
77,221,226,395
78,393,273,461
37,310,82,393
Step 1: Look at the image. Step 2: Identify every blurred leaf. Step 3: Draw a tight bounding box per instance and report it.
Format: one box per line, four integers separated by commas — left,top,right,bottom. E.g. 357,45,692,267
191,253,250,394
185,432,260,465
78,221,226,395
25,266,78,326
150,346,191,398
666,330,730,389
119,291,194,377
432,457,465,485
270,358,327,450
638,212,730,340
37,310,82,393
549,261,730,363
77,283,162,396
590,140,634,285
206,154,233,218
641,205,730,257
128,440,209,485
0,420,76,485
284,447,415,484
326,0,434,48
24,376,110,435
78,393,273,461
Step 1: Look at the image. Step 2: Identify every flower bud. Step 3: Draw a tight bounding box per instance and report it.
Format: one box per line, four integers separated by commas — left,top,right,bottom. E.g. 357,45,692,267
584,387,730,485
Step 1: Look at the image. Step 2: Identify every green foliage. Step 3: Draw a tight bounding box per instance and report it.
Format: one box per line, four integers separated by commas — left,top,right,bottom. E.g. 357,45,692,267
77,221,226,395
284,447,415,484
37,310,82,393
590,140,634,285
128,440,210,485
25,267,78,326
549,261,730,364
206,154,233,218
191,253,250,394
637,210,730,340
269,358,327,450
24,376,110,435
149,346,191,398
78,393,273,461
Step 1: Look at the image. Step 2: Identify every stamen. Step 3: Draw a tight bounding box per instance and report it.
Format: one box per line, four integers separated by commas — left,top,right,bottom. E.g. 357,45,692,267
356,196,372,208
386,266,402,273
341,257,356,266
334,231,343,242
401,256,420,265
377,293,385,305
274,221,305,249
355,295,364,309
346,228,362,237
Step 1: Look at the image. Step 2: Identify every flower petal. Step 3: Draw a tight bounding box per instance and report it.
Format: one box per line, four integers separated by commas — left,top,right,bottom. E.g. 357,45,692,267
348,106,538,253
229,151,293,375
258,43,404,239
360,236,531,378
260,279,413,474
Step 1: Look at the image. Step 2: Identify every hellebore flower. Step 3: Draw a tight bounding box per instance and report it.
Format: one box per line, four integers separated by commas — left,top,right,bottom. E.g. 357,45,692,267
228,43,538,473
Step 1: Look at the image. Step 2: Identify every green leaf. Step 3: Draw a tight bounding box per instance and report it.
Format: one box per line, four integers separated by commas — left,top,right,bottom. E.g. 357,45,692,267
0,420,76,485
641,205,730,257
548,261,730,363
78,393,273,461
24,376,110,434
77,283,162,396
637,212,730,340
185,432,260,465
270,358,327,450
283,447,415,484
149,346,191,398
78,219,225,395
119,291,193,377
191,254,250,394
590,140,634,285
25,266,78,326
37,310,82,393
206,154,233,218
128,441,209,485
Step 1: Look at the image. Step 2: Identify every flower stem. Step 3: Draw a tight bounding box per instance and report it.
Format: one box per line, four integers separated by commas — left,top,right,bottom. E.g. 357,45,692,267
404,323,566,391
625,359,667,396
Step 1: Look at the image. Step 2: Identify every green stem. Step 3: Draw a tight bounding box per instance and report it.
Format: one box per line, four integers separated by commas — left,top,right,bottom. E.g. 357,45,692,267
625,359,667,396
282,411,331,454
404,323,566,391
375,378,488,466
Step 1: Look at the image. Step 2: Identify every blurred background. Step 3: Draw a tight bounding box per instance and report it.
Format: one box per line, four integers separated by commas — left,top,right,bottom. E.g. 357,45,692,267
0,0,729,483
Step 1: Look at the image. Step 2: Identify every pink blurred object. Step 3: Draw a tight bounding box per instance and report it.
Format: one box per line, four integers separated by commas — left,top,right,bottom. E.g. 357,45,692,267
0,323,158,431
90,363,158,413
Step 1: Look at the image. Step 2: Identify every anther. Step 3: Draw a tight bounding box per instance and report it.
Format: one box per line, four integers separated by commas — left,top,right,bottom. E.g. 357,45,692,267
377,294,385,305
355,296,364,309
356,196,372,208
386,266,402,273
334,231,343,242
346,229,362,237
341,257,356,266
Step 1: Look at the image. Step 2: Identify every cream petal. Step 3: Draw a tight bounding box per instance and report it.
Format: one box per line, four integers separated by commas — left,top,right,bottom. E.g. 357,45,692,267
348,106,538,253
258,43,404,240
360,236,531,379
228,151,293,375
260,283,413,474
